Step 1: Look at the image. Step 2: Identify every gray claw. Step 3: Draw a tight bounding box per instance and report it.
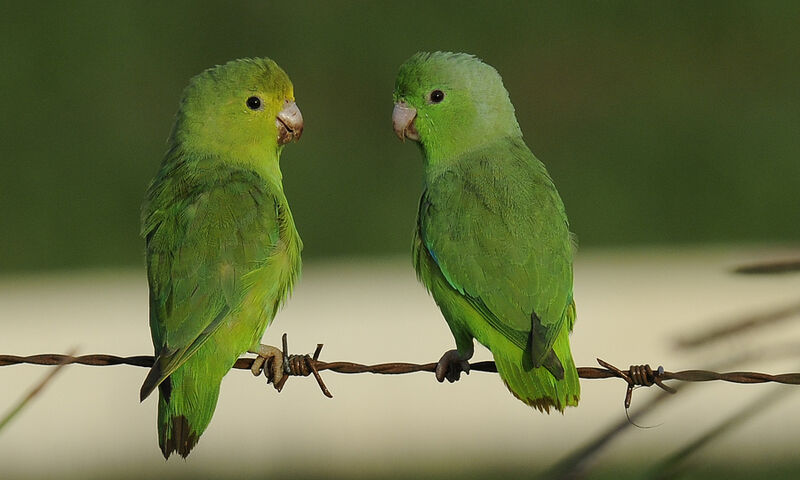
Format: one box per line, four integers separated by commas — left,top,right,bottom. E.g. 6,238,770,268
435,349,470,383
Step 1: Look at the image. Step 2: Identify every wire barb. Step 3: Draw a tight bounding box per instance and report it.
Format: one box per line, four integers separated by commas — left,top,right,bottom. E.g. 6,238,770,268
596,359,677,409
5,339,800,408
272,333,332,398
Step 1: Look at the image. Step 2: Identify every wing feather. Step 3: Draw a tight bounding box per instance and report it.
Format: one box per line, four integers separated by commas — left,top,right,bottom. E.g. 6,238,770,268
140,161,279,399
418,137,573,364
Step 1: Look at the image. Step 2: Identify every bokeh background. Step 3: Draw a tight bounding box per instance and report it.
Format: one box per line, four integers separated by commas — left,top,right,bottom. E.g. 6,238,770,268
2,2,800,479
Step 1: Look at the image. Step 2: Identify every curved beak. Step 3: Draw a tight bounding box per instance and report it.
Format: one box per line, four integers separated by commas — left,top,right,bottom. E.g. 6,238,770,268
276,100,304,145
392,102,419,141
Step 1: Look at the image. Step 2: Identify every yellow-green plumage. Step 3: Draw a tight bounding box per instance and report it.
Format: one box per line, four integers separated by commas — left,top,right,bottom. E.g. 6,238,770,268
140,58,303,458
395,52,579,412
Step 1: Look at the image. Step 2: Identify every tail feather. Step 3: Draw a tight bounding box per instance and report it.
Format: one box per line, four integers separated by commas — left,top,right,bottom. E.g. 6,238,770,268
494,327,579,413
160,414,199,459
155,365,221,459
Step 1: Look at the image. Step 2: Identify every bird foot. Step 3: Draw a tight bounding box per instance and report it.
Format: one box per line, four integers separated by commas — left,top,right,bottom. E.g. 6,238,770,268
435,349,471,383
248,344,288,391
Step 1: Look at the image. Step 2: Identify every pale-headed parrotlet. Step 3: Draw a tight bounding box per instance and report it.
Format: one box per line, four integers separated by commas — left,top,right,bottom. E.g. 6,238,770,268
393,52,579,412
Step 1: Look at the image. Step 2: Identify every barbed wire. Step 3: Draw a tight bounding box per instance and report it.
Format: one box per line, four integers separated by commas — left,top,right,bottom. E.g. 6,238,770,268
4,334,800,408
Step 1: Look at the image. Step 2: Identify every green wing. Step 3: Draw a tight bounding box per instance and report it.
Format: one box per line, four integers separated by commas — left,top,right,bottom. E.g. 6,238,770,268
418,137,574,366
140,158,280,400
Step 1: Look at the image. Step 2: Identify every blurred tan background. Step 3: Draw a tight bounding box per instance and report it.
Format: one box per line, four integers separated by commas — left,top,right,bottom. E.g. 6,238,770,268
2,2,800,479
4,249,800,479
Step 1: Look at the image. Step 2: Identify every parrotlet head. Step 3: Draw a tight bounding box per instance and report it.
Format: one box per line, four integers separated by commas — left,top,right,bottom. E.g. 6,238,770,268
392,52,522,162
170,57,303,157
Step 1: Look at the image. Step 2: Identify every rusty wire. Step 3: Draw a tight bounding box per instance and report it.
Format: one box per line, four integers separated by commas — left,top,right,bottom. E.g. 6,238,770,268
4,333,800,408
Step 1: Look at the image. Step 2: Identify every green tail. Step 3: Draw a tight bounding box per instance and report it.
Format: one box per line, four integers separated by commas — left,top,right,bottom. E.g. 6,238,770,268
493,326,579,413
156,357,223,459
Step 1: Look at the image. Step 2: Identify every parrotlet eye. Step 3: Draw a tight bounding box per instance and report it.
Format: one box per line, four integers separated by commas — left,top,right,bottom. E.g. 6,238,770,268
246,96,262,110
430,90,445,103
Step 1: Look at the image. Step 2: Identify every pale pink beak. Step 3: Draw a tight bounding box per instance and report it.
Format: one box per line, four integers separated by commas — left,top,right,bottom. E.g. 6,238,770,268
392,102,419,141
276,100,303,145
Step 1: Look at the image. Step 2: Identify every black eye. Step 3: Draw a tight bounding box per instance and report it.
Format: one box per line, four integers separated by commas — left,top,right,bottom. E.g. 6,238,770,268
430,90,445,103
246,96,262,110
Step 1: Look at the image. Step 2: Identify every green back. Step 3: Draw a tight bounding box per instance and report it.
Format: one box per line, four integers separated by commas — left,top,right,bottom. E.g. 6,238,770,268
417,136,574,360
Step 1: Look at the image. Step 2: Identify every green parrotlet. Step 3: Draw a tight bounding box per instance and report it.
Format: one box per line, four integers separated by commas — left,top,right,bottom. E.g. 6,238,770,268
140,58,304,458
393,52,579,412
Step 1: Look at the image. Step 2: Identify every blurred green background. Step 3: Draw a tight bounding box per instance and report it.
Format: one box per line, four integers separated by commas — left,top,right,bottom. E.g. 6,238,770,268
2,1,799,272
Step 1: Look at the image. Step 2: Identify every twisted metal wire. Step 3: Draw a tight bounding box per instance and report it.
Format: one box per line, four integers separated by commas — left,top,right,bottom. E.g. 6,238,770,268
4,334,800,407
